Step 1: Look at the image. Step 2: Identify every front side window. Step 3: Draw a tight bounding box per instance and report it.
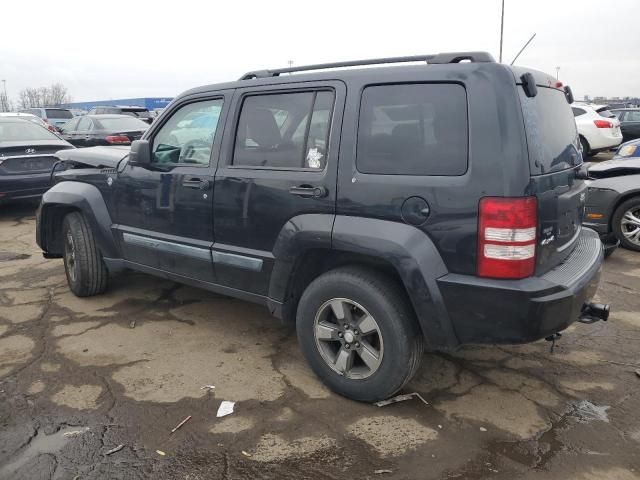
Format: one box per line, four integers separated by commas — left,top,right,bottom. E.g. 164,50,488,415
357,84,468,175
625,110,640,122
152,99,223,166
233,90,334,170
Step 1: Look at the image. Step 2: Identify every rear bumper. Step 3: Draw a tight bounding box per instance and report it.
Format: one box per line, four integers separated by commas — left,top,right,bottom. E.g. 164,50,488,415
438,228,604,345
0,173,51,202
588,130,623,151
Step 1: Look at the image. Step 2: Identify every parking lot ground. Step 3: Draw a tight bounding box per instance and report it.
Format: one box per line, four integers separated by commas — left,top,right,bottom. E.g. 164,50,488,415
0,203,639,480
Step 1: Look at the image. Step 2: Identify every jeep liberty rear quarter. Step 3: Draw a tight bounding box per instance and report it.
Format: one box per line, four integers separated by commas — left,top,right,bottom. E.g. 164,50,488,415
36,52,608,402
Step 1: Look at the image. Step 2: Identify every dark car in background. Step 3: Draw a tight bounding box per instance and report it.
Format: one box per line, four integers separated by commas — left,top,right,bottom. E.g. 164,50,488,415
611,108,640,143
585,150,640,253
19,107,74,132
0,118,74,204
88,106,153,124
59,114,149,147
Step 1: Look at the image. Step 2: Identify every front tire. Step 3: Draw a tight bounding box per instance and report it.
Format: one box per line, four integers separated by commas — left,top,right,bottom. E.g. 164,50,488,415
612,197,640,252
296,266,423,402
62,212,108,297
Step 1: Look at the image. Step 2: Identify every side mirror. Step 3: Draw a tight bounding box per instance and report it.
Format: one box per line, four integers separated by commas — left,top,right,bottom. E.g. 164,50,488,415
129,140,151,167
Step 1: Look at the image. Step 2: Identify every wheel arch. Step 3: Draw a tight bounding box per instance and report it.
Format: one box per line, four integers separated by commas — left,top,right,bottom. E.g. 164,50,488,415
37,181,119,259
268,215,459,350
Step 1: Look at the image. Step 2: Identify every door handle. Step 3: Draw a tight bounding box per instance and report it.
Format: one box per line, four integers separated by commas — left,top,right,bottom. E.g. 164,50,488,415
182,177,210,190
289,185,327,198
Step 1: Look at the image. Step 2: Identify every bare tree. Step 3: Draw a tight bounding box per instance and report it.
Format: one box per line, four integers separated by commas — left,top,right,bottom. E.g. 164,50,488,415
18,83,72,108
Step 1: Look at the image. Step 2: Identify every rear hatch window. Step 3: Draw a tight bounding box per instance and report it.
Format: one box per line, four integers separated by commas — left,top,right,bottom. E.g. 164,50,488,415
519,87,581,175
45,109,73,119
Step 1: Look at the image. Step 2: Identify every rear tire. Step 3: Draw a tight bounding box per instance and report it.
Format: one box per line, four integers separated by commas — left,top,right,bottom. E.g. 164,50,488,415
580,136,591,158
62,212,108,297
612,197,640,252
296,266,423,402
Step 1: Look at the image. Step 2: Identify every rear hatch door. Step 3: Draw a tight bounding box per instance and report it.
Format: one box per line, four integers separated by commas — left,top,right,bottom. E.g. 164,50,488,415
517,81,585,274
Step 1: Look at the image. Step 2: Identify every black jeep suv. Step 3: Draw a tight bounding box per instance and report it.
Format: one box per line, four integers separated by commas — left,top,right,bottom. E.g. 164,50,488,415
36,52,608,402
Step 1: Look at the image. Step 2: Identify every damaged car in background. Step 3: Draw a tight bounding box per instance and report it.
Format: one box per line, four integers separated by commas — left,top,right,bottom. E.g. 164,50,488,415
584,140,640,253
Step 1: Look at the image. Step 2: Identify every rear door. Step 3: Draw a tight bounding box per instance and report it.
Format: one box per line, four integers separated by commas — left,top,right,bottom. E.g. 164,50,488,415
212,81,344,296
518,85,585,273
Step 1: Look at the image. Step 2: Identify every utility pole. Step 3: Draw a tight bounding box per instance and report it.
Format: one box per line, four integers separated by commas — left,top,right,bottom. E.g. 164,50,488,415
499,0,505,63
288,60,294,74
1,80,7,111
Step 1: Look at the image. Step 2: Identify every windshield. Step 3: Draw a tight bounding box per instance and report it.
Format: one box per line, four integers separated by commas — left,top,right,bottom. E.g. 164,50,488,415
94,117,149,131
0,120,61,142
45,109,73,119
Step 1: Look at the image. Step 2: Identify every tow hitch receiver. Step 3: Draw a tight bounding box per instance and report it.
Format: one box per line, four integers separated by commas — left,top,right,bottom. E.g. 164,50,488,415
579,302,610,324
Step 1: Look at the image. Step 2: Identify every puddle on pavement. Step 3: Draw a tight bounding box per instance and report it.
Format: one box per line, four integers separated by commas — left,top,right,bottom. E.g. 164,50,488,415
0,426,89,478
0,252,30,262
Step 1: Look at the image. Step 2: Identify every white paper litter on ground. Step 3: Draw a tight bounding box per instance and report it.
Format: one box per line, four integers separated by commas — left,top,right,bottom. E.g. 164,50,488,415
216,401,235,418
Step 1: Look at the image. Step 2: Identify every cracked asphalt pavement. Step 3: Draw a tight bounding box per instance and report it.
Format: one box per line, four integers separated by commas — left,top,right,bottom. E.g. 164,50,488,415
0,202,639,480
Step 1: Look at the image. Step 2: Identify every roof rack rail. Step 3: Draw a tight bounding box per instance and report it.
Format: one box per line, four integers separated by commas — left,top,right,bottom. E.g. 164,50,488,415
240,51,495,80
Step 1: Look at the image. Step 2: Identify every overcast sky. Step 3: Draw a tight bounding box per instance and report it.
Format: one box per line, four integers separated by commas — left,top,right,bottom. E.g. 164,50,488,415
1,0,639,103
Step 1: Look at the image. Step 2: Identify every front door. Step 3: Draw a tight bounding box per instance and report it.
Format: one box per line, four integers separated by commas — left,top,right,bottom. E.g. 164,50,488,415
113,94,228,283
213,82,345,296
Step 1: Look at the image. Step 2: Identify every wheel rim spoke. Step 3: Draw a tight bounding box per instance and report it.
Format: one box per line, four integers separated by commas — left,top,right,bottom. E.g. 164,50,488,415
329,299,352,324
623,211,640,227
315,321,341,341
334,347,354,373
357,340,381,371
356,314,377,335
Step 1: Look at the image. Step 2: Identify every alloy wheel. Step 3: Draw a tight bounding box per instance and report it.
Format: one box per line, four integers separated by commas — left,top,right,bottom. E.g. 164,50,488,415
621,206,640,247
65,231,77,282
313,298,384,379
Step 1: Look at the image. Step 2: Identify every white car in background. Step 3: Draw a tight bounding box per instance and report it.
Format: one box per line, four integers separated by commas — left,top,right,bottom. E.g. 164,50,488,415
571,103,623,157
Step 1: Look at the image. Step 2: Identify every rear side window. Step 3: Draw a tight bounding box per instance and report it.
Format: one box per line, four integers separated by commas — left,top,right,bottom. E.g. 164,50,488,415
572,107,586,117
233,90,334,170
357,84,468,175
45,109,73,119
519,87,580,175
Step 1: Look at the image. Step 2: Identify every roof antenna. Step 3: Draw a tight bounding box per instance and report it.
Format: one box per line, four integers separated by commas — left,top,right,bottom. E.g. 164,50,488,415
510,33,536,65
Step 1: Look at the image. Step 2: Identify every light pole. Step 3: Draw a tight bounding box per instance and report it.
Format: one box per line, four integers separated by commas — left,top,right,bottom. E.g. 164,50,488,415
555,66,560,80
1,80,7,111
499,0,505,62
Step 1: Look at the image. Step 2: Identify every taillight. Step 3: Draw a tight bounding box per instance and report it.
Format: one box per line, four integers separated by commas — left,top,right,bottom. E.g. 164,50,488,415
477,197,537,279
593,119,613,129
105,135,130,145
